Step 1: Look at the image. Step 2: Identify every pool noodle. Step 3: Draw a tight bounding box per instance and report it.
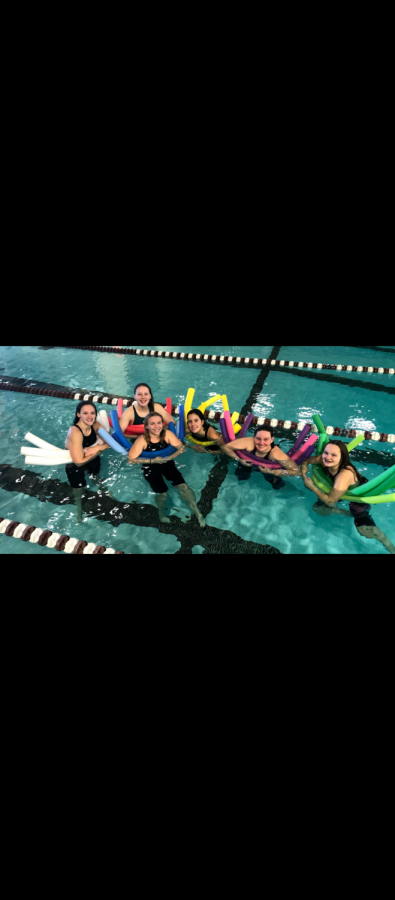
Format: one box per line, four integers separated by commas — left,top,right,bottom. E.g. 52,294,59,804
96,410,111,433
111,411,134,450
312,467,395,505
184,389,195,425
98,428,128,454
220,417,230,444
21,447,72,460
25,455,72,466
24,432,62,451
117,398,123,420
177,405,185,440
224,411,236,442
239,414,254,438
290,435,318,462
198,394,221,415
288,424,311,456
345,464,395,496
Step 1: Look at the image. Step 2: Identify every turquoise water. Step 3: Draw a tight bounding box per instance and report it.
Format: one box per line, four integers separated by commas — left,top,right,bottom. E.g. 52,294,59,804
1,345,394,555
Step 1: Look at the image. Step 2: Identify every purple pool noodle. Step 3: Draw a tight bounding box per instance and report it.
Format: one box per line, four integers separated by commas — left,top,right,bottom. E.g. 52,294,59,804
295,442,316,465
236,450,282,469
220,417,230,444
239,413,254,439
288,424,311,457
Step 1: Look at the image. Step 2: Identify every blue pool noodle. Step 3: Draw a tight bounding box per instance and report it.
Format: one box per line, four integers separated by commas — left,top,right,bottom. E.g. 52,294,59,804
105,414,178,460
177,406,185,441
110,410,133,450
98,428,128,454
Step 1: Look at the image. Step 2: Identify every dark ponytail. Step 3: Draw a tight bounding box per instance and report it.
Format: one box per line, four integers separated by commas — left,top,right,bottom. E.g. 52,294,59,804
134,383,155,412
73,401,98,426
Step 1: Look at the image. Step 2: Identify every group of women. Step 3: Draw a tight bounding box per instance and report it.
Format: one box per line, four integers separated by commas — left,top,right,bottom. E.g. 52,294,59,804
64,382,395,553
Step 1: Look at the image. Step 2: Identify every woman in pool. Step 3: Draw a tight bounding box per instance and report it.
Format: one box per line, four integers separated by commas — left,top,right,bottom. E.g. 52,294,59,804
65,401,110,522
119,382,175,438
186,409,225,454
223,424,301,487
128,412,206,527
301,440,395,554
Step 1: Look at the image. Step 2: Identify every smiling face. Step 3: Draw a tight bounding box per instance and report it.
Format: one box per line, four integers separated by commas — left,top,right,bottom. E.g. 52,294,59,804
148,415,163,437
254,429,273,453
188,413,204,434
78,405,96,427
322,443,342,469
135,386,152,408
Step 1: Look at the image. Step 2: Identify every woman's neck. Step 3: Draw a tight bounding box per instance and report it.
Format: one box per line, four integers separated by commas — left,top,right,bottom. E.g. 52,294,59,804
148,433,161,444
78,422,92,435
326,463,340,475
136,401,149,412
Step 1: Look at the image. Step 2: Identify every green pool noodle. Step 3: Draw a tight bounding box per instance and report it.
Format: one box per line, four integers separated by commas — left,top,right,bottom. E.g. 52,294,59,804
312,414,327,435
346,465,395,496
358,469,395,498
346,433,365,452
312,468,395,504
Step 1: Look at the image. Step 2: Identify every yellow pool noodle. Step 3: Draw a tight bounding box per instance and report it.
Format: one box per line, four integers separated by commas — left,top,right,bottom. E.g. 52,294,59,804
184,388,195,424
198,394,221,415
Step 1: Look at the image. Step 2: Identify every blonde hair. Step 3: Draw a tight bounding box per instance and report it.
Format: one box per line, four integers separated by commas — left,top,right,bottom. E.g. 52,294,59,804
144,412,167,445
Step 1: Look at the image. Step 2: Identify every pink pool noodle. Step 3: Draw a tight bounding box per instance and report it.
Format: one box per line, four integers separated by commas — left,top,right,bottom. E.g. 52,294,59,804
291,434,318,462
117,398,123,420
224,411,236,442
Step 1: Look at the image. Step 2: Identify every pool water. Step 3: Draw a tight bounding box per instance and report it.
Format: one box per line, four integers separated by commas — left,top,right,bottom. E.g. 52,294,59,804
1,345,394,555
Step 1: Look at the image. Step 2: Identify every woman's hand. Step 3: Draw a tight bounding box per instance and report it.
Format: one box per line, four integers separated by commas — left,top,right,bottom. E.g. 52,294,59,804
239,459,253,468
257,465,275,474
303,476,315,490
84,447,99,459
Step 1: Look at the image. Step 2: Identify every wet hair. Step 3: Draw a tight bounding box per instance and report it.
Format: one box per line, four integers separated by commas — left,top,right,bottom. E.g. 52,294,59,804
134,383,155,412
143,412,167,444
73,401,98,426
187,408,205,423
322,440,362,482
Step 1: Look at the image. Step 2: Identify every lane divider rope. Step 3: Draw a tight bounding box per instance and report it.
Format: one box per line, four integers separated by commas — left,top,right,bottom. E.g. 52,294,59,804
0,517,124,554
54,345,395,375
0,379,393,443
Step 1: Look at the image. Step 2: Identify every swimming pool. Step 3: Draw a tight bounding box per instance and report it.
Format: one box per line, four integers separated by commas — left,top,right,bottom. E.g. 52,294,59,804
1,345,394,554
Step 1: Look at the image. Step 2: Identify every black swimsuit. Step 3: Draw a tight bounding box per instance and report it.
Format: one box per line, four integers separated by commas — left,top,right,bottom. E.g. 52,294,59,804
66,425,101,489
142,439,185,494
131,404,147,426
236,441,285,489
316,466,375,529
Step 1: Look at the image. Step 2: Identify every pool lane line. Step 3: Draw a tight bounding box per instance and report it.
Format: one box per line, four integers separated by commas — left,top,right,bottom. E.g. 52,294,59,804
0,517,124,554
0,464,282,555
348,345,395,355
266,365,395,397
194,347,285,523
1,374,394,444
1,376,394,447
50,346,395,374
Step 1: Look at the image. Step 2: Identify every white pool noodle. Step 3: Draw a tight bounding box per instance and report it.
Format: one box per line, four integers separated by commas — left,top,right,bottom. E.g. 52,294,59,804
21,446,69,457
25,455,72,466
24,432,61,451
96,410,111,433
